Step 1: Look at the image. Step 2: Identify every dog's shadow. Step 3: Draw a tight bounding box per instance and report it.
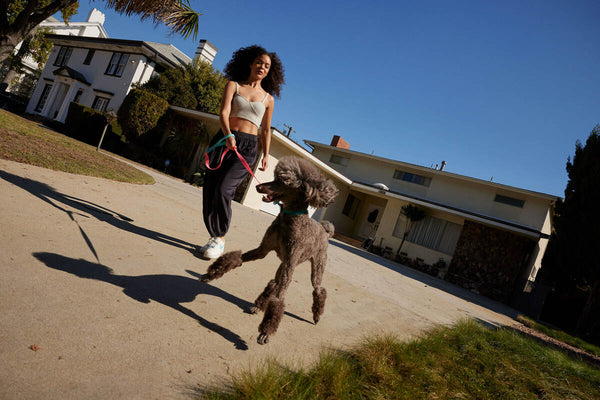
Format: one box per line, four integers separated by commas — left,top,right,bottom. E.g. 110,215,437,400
33,252,252,350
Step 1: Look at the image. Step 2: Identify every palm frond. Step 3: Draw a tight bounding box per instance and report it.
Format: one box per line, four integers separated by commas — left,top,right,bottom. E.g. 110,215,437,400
104,0,201,39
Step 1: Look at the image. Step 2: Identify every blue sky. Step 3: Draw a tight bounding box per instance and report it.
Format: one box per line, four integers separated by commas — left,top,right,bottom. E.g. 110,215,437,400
62,1,599,197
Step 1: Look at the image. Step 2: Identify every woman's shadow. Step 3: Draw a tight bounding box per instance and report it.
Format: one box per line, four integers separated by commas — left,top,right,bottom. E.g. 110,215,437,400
0,170,198,260
33,252,251,350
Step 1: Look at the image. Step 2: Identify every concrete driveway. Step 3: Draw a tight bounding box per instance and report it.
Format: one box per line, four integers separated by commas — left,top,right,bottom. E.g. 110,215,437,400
0,158,520,399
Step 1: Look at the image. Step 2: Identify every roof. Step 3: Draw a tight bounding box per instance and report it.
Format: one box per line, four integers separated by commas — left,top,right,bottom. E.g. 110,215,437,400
305,139,558,201
53,66,91,85
167,106,352,185
45,34,191,69
144,42,192,68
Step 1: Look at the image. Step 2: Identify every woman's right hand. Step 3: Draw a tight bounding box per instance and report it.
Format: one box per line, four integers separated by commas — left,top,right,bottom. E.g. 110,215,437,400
225,135,236,150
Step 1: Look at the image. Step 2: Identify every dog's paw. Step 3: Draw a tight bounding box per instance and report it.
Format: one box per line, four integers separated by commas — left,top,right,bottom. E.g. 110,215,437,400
313,315,320,324
200,274,212,283
257,333,270,345
247,306,260,314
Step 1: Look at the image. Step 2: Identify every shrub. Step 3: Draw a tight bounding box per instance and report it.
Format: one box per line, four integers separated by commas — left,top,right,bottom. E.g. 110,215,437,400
117,89,169,143
64,102,108,145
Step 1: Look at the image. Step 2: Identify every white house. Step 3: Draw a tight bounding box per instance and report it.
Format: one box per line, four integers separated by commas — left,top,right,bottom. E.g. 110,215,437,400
26,34,217,123
3,9,108,94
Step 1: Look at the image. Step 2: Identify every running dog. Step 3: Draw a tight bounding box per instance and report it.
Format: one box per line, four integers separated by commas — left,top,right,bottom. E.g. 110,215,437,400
201,156,339,344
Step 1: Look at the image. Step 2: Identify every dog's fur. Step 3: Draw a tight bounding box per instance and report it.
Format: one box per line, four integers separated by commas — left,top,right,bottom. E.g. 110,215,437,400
202,156,338,344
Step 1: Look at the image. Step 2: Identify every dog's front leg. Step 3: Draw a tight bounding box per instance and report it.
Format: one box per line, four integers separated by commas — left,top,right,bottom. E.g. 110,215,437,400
256,261,295,344
200,251,242,282
241,246,270,262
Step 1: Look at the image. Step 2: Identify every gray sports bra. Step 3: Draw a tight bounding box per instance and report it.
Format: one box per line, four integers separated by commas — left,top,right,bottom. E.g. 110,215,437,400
230,82,269,128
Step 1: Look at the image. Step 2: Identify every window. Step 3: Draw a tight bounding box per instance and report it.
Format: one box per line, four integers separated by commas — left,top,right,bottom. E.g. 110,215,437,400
35,83,53,112
393,169,431,187
342,194,361,219
53,46,72,66
105,52,129,77
329,154,349,167
404,215,462,255
83,49,95,65
494,194,525,208
92,96,110,113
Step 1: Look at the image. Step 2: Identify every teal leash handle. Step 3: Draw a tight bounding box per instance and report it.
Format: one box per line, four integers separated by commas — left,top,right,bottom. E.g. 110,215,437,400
206,133,235,154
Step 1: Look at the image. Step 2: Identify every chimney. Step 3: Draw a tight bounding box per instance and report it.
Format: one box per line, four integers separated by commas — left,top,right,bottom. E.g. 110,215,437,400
330,135,350,149
87,8,105,25
440,160,447,171
194,40,218,65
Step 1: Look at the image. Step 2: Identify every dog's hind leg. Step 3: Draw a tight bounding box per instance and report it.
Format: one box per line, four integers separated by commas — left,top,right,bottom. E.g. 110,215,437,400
310,253,327,324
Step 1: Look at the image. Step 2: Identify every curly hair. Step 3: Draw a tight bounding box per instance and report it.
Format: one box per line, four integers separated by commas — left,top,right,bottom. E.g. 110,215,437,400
224,45,285,98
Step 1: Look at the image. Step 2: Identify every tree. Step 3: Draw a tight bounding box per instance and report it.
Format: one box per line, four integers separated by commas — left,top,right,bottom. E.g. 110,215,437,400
540,125,600,339
1,26,54,92
0,0,201,65
117,89,169,142
142,58,227,114
396,204,426,255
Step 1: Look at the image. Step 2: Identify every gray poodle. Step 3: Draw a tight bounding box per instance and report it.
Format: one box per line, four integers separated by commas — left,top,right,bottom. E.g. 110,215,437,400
201,156,339,344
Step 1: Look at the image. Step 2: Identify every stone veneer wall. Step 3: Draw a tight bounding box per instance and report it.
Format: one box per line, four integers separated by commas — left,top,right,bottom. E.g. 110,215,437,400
447,220,535,303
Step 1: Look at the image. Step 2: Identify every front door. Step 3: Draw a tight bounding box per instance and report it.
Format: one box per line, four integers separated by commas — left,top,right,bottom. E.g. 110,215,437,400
47,82,69,120
358,204,383,240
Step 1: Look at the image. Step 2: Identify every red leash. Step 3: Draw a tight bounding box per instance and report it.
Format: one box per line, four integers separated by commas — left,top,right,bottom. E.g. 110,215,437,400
204,134,262,184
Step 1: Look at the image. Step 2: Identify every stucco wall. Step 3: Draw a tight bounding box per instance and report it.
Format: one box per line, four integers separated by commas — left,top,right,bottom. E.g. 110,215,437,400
312,147,553,232
27,46,153,121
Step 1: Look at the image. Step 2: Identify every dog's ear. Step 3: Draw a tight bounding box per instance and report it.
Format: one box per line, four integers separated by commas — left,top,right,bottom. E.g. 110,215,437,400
305,178,339,209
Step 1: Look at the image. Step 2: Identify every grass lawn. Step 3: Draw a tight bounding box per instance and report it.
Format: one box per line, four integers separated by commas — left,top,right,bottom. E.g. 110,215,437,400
0,109,154,184
202,320,600,400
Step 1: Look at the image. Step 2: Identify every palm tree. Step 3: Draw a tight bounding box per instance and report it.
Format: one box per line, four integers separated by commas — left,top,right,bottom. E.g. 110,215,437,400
0,0,200,65
396,204,425,256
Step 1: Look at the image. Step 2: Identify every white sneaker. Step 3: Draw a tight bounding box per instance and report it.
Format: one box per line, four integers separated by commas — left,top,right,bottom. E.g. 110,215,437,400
197,238,214,255
203,237,225,259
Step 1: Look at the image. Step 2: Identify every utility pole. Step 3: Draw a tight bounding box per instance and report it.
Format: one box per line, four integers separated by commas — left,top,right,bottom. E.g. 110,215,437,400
283,124,295,138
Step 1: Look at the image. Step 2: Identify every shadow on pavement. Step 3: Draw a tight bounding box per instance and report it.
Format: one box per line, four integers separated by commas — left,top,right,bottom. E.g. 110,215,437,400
33,252,251,350
185,269,313,325
1,170,198,260
329,240,520,321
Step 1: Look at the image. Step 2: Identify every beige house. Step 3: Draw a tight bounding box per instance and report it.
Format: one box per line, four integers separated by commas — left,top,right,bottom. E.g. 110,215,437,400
167,111,556,307
237,134,555,305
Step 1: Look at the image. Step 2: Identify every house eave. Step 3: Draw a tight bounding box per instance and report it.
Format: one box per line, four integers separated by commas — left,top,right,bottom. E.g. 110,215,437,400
352,181,550,239
45,34,188,69
305,140,560,202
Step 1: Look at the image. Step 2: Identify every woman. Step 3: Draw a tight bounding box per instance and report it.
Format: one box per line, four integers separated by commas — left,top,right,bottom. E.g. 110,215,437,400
200,45,285,259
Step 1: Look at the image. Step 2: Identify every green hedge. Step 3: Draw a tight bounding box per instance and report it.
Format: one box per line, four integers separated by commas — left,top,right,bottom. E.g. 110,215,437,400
117,89,169,142
64,102,107,144
64,102,128,154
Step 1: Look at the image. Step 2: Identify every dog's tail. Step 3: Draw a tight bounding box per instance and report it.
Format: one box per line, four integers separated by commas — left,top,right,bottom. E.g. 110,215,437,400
320,220,335,238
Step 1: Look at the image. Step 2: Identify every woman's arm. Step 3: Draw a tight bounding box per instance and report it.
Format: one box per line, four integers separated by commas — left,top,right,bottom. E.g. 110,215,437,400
219,81,237,149
259,95,274,171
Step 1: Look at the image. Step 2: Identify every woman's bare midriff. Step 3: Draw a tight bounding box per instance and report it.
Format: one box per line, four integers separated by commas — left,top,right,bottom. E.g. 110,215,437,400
229,117,259,135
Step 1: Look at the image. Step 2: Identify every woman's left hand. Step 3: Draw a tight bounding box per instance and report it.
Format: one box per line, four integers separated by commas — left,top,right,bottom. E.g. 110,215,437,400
259,157,268,171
